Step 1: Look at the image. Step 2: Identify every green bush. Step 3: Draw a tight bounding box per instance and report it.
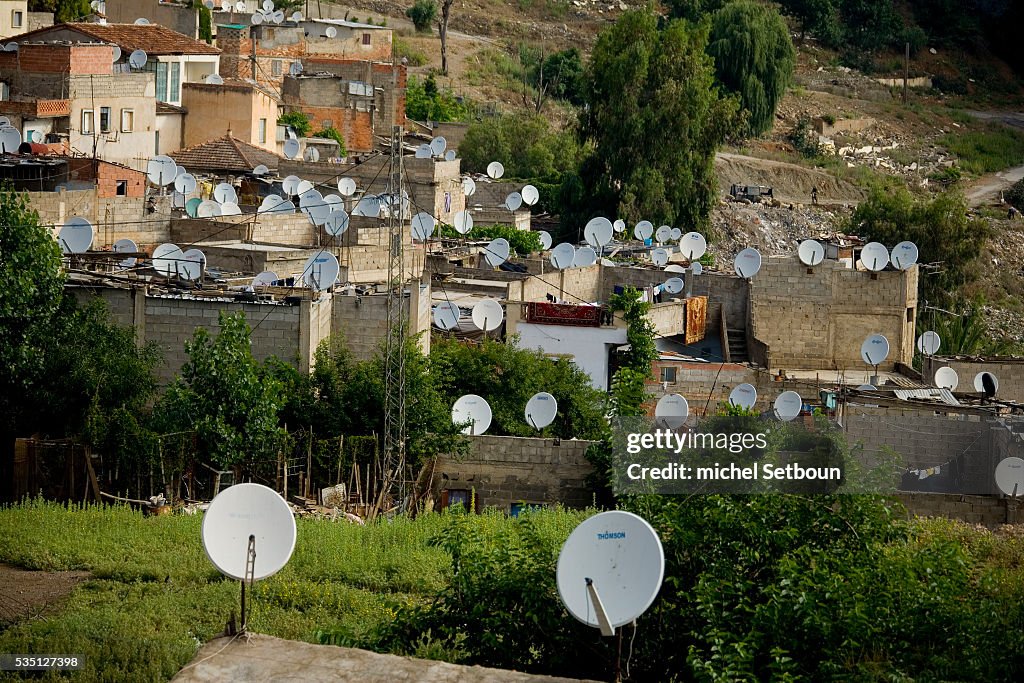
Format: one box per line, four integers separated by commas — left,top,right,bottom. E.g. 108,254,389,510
788,115,822,158
312,127,347,157
458,113,581,179
1007,178,1024,210
406,0,437,33
277,110,311,137
405,74,468,122
436,223,542,256
395,37,429,67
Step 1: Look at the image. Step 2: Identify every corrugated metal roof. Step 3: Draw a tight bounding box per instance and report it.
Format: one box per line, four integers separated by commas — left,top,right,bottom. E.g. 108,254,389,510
894,388,959,405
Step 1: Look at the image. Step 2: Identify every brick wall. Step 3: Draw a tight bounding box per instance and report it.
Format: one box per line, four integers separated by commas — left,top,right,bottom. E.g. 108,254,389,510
434,435,595,512
12,43,114,75
922,356,1024,404
290,104,374,153
66,159,146,199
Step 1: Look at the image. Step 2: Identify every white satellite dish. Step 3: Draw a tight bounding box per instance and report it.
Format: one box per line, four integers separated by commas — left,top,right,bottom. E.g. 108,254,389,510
858,384,877,391
655,394,688,429
301,192,331,226
537,230,552,251
665,264,686,274
111,45,121,62
601,258,615,267
181,248,205,281
916,331,940,356
302,251,340,291
128,49,148,69
663,277,684,295
650,248,669,267
486,161,504,179
680,232,707,261
462,177,476,197
220,202,242,216
253,164,269,176
934,366,958,390
205,73,224,85
112,238,138,268
550,243,575,270
521,185,539,206
505,192,523,212
453,210,473,235
325,26,338,38
774,391,802,421
0,116,9,126
281,175,301,195
973,371,999,396
250,12,263,25
859,242,889,272
337,177,356,196
324,209,350,237
573,246,597,268
994,457,1024,497
429,136,447,156
734,247,762,278
798,239,825,267
174,173,197,194
290,10,302,21
411,212,436,241
860,334,890,366
134,17,150,25
202,483,296,582
584,217,613,248
415,144,432,159
556,511,664,635
613,219,626,233
0,126,19,153
353,196,380,217
262,0,274,10
729,383,757,409
484,238,510,267
3,42,16,52
152,243,185,278
655,225,672,243
690,261,703,276
252,270,278,287
203,0,215,7
304,146,320,162
432,302,461,331
525,392,557,430
452,394,492,435
197,199,222,218
236,1,247,11
295,179,314,196
633,220,654,241
214,182,237,204
472,299,503,331
272,10,285,24
146,155,176,186
58,217,94,254
30,130,42,144
670,228,682,241
445,150,456,162
891,241,919,270
283,138,300,159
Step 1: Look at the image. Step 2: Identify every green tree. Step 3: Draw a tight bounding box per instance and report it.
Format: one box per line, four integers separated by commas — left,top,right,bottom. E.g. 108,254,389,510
607,287,657,417
28,0,90,23
194,0,213,43
1006,177,1024,211
406,0,437,33
277,110,311,137
846,188,988,306
404,74,468,122
707,1,795,136
664,0,725,21
578,9,738,233
837,0,903,53
777,0,842,43
459,112,580,179
312,127,348,157
928,301,1021,356
155,312,286,471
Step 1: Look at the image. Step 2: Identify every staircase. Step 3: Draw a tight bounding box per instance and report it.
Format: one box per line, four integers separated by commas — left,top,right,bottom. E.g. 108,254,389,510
727,329,748,363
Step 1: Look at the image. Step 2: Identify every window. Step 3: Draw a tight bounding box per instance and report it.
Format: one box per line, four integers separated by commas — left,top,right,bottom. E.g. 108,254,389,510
81,109,94,134
362,33,371,45
169,62,181,103
446,489,470,512
321,119,331,129
271,59,282,76
155,62,168,102
116,180,127,196
12,10,23,28
660,367,677,383
907,307,915,323
121,109,134,132
99,106,111,133
258,118,267,144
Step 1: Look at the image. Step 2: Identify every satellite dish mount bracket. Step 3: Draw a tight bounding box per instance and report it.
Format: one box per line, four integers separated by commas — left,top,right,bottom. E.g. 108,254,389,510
240,534,256,634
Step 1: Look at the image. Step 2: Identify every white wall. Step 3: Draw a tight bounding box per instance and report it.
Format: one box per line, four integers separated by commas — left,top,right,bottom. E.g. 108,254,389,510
513,324,626,391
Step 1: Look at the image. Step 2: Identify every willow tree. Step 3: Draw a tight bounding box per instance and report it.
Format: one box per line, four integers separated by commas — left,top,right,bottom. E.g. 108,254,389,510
707,1,795,137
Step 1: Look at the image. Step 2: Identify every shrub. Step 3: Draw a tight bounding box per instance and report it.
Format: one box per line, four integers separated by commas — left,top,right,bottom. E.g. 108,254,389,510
312,127,347,157
788,115,821,158
406,0,437,33
1007,178,1024,210
405,74,468,122
277,110,311,137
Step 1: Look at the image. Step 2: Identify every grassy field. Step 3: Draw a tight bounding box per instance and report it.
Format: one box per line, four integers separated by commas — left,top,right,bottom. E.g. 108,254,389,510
940,124,1024,175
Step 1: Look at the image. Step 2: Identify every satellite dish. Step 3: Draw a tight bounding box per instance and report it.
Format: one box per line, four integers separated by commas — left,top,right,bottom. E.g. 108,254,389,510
263,0,274,12
774,391,802,421
295,179,314,196
146,155,176,186
197,199,222,218
690,262,703,276
30,130,42,144
537,230,552,251
445,150,456,162
486,161,504,179
128,49,148,69
934,366,958,390
300,191,331,226
415,144,432,159
432,302,461,331
0,116,9,126
462,177,476,197
453,210,473,235
283,138,300,159
113,238,139,268
663,277,684,295
220,202,242,216
525,392,558,430
111,46,121,62
152,243,185,278
650,248,669,267
669,228,682,241
994,457,1024,497
203,0,215,7
573,246,597,268
174,172,197,195
613,219,625,233
290,10,302,21
214,182,237,204
134,18,151,25
325,26,338,38
860,334,890,366
253,164,269,176
337,177,356,196
353,196,380,217
324,209,350,236
323,193,343,208
272,10,284,23
916,331,940,356
655,394,688,429
205,73,224,85
3,42,16,52
58,217,94,254
734,248,762,278
236,1,247,11
729,383,757,409
891,241,919,270
679,232,706,261
202,483,295,582
281,175,301,195
665,264,686,273
655,225,672,243
411,212,436,241
250,12,263,25
583,217,613,248
252,270,279,287
259,195,292,215
452,394,492,435
550,243,575,270
0,126,19,153
429,136,447,156
484,238,510,267
973,371,998,397
472,300,503,331
185,197,202,218
600,258,615,267
798,239,825,267
304,146,320,162
505,192,523,212
633,221,654,242
181,249,205,281
557,511,664,635
859,242,889,272
521,185,539,206
302,251,340,291
857,384,877,391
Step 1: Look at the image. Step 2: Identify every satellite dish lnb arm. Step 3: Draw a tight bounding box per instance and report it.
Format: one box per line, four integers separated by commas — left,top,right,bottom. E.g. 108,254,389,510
585,577,615,637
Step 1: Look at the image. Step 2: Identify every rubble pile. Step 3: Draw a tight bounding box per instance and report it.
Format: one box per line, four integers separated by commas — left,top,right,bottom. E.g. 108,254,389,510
708,200,850,263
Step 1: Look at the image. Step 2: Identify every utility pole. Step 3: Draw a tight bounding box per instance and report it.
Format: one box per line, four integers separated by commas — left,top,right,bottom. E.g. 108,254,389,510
903,42,909,105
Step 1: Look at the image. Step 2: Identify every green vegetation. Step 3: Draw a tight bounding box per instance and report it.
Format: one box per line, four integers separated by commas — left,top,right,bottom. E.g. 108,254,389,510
394,37,429,67
312,127,348,157
707,1,795,136
277,111,312,138
459,112,580,178
940,125,1024,175
788,115,822,158
404,74,468,122
436,222,543,255
28,0,90,23
406,0,437,33
607,287,657,417
928,300,1022,356
1007,177,1024,211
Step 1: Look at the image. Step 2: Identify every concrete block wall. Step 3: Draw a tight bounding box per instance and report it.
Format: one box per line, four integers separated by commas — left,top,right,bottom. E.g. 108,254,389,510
330,283,430,360
923,357,1024,404
435,435,596,511
647,363,815,414
507,265,602,304
894,493,1020,526
26,189,171,247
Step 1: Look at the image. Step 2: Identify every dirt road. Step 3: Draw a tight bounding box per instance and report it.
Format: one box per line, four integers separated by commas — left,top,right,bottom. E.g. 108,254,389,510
715,152,865,206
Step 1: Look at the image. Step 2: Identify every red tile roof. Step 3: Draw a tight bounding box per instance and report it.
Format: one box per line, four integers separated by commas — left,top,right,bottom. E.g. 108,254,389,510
11,23,220,56
170,134,281,173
